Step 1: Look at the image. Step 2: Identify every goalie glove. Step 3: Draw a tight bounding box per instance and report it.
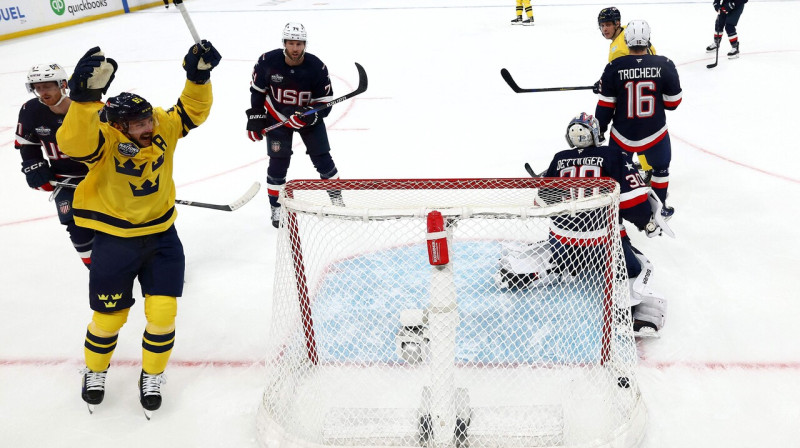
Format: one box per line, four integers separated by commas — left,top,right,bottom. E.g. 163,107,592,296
68,47,118,102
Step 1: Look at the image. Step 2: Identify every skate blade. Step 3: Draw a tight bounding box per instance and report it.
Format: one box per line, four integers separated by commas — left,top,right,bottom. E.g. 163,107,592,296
143,408,153,420
87,403,96,414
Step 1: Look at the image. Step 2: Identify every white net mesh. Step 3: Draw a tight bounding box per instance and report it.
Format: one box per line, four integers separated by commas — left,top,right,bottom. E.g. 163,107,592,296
258,178,645,448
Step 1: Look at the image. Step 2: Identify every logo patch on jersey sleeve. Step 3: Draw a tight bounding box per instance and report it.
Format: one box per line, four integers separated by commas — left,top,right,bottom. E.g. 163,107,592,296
271,74,284,83
35,126,52,136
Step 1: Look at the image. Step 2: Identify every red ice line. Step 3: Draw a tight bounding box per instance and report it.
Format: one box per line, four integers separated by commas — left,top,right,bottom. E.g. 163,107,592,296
1,357,798,371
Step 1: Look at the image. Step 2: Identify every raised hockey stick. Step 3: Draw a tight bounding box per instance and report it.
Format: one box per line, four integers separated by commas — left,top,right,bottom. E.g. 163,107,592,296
501,68,593,93
262,62,368,135
163,0,203,46
53,181,261,212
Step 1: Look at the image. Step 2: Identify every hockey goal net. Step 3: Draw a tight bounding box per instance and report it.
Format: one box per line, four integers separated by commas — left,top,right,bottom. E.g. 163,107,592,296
258,178,645,448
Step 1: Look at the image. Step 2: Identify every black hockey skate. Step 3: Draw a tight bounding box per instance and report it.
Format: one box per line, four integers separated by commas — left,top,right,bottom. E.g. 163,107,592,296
633,319,659,339
139,370,167,420
660,205,674,221
727,42,740,59
81,367,108,414
510,17,523,25
705,38,721,53
270,205,280,229
521,17,534,26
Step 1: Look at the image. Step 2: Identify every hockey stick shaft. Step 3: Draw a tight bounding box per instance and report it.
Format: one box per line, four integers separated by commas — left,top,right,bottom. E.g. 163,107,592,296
163,0,202,45
263,62,368,135
501,68,593,93
53,181,260,212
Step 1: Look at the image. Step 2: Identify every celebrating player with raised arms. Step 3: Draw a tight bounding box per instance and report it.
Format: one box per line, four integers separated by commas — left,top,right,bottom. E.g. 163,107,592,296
14,63,93,268
246,22,343,228
595,20,682,218
56,42,220,418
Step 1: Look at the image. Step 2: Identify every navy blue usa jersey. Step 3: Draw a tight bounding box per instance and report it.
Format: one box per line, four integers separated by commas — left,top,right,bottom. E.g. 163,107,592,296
250,49,334,125
15,98,87,178
544,144,652,238
595,54,682,153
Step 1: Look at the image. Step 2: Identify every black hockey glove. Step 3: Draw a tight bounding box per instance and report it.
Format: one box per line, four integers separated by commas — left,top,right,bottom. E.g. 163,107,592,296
21,159,55,192
183,40,221,84
68,47,118,102
592,80,601,94
246,107,267,141
287,105,319,129
713,0,721,11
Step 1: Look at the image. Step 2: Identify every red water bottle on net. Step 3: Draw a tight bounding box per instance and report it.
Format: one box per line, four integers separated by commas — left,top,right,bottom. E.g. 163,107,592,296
426,211,449,266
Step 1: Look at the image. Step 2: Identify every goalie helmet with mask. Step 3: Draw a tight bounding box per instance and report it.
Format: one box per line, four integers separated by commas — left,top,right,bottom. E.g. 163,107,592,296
625,19,651,48
26,63,69,106
565,112,601,149
102,92,153,132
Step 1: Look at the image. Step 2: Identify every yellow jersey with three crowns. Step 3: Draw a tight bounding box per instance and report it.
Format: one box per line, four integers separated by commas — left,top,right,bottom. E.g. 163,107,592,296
608,26,657,62
56,80,212,237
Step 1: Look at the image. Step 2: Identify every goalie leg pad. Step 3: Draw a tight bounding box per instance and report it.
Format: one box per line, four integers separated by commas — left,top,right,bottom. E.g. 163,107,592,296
629,251,667,329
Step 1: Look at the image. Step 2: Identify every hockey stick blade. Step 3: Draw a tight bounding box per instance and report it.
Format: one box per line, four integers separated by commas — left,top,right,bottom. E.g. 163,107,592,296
501,68,594,93
263,62,368,135
54,181,261,212
524,162,544,178
706,45,720,69
176,182,261,211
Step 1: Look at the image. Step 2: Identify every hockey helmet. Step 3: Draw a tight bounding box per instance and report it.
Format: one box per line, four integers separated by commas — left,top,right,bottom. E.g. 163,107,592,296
597,7,621,26
565,113,601,149
625,20,651,48
103,92,153,127
282,22,307,42
26,63,68,93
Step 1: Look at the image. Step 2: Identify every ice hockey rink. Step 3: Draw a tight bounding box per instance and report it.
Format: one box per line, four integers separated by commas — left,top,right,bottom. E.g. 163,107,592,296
1,0,799,446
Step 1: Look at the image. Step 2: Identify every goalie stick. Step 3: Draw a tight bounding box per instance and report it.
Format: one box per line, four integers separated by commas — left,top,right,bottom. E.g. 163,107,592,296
501,68,594,93
262,62,368,135
524,162,545,178
52,181,261,212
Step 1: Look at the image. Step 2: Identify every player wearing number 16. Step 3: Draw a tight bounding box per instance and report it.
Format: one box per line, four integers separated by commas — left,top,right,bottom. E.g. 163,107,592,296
594,20,682,218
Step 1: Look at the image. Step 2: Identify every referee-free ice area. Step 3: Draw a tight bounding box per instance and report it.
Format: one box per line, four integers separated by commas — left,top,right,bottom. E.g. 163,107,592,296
1,0,798,447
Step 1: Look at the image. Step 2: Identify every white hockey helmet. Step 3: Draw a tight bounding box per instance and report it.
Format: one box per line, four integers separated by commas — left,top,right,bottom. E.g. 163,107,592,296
565,113,601,149
282,22,307,42
625,20,651,48
25,63,68,93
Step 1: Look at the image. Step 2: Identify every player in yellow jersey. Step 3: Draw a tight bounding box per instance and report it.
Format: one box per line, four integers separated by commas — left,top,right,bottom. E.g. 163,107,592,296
56,42,220,418
510,0,534,26
595,7,658,183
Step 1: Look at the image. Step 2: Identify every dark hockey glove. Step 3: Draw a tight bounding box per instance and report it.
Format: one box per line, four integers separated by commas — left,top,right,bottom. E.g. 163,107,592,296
183,40,222,84
287,106,319,129
246,107,267,141
720,0,734,13
713,0,721,11
21,159,55,192
592,80,601,94
68,47,118,102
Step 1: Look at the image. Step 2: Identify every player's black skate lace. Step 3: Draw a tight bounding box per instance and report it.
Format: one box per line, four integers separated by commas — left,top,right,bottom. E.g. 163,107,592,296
81,367,108,405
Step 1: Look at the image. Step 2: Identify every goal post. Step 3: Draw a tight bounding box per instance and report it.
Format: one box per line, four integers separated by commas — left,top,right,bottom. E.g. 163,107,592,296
258,178,646,448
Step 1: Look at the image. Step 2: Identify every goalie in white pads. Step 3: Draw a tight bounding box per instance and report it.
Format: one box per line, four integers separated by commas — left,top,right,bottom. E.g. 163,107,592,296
498,113,670,337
